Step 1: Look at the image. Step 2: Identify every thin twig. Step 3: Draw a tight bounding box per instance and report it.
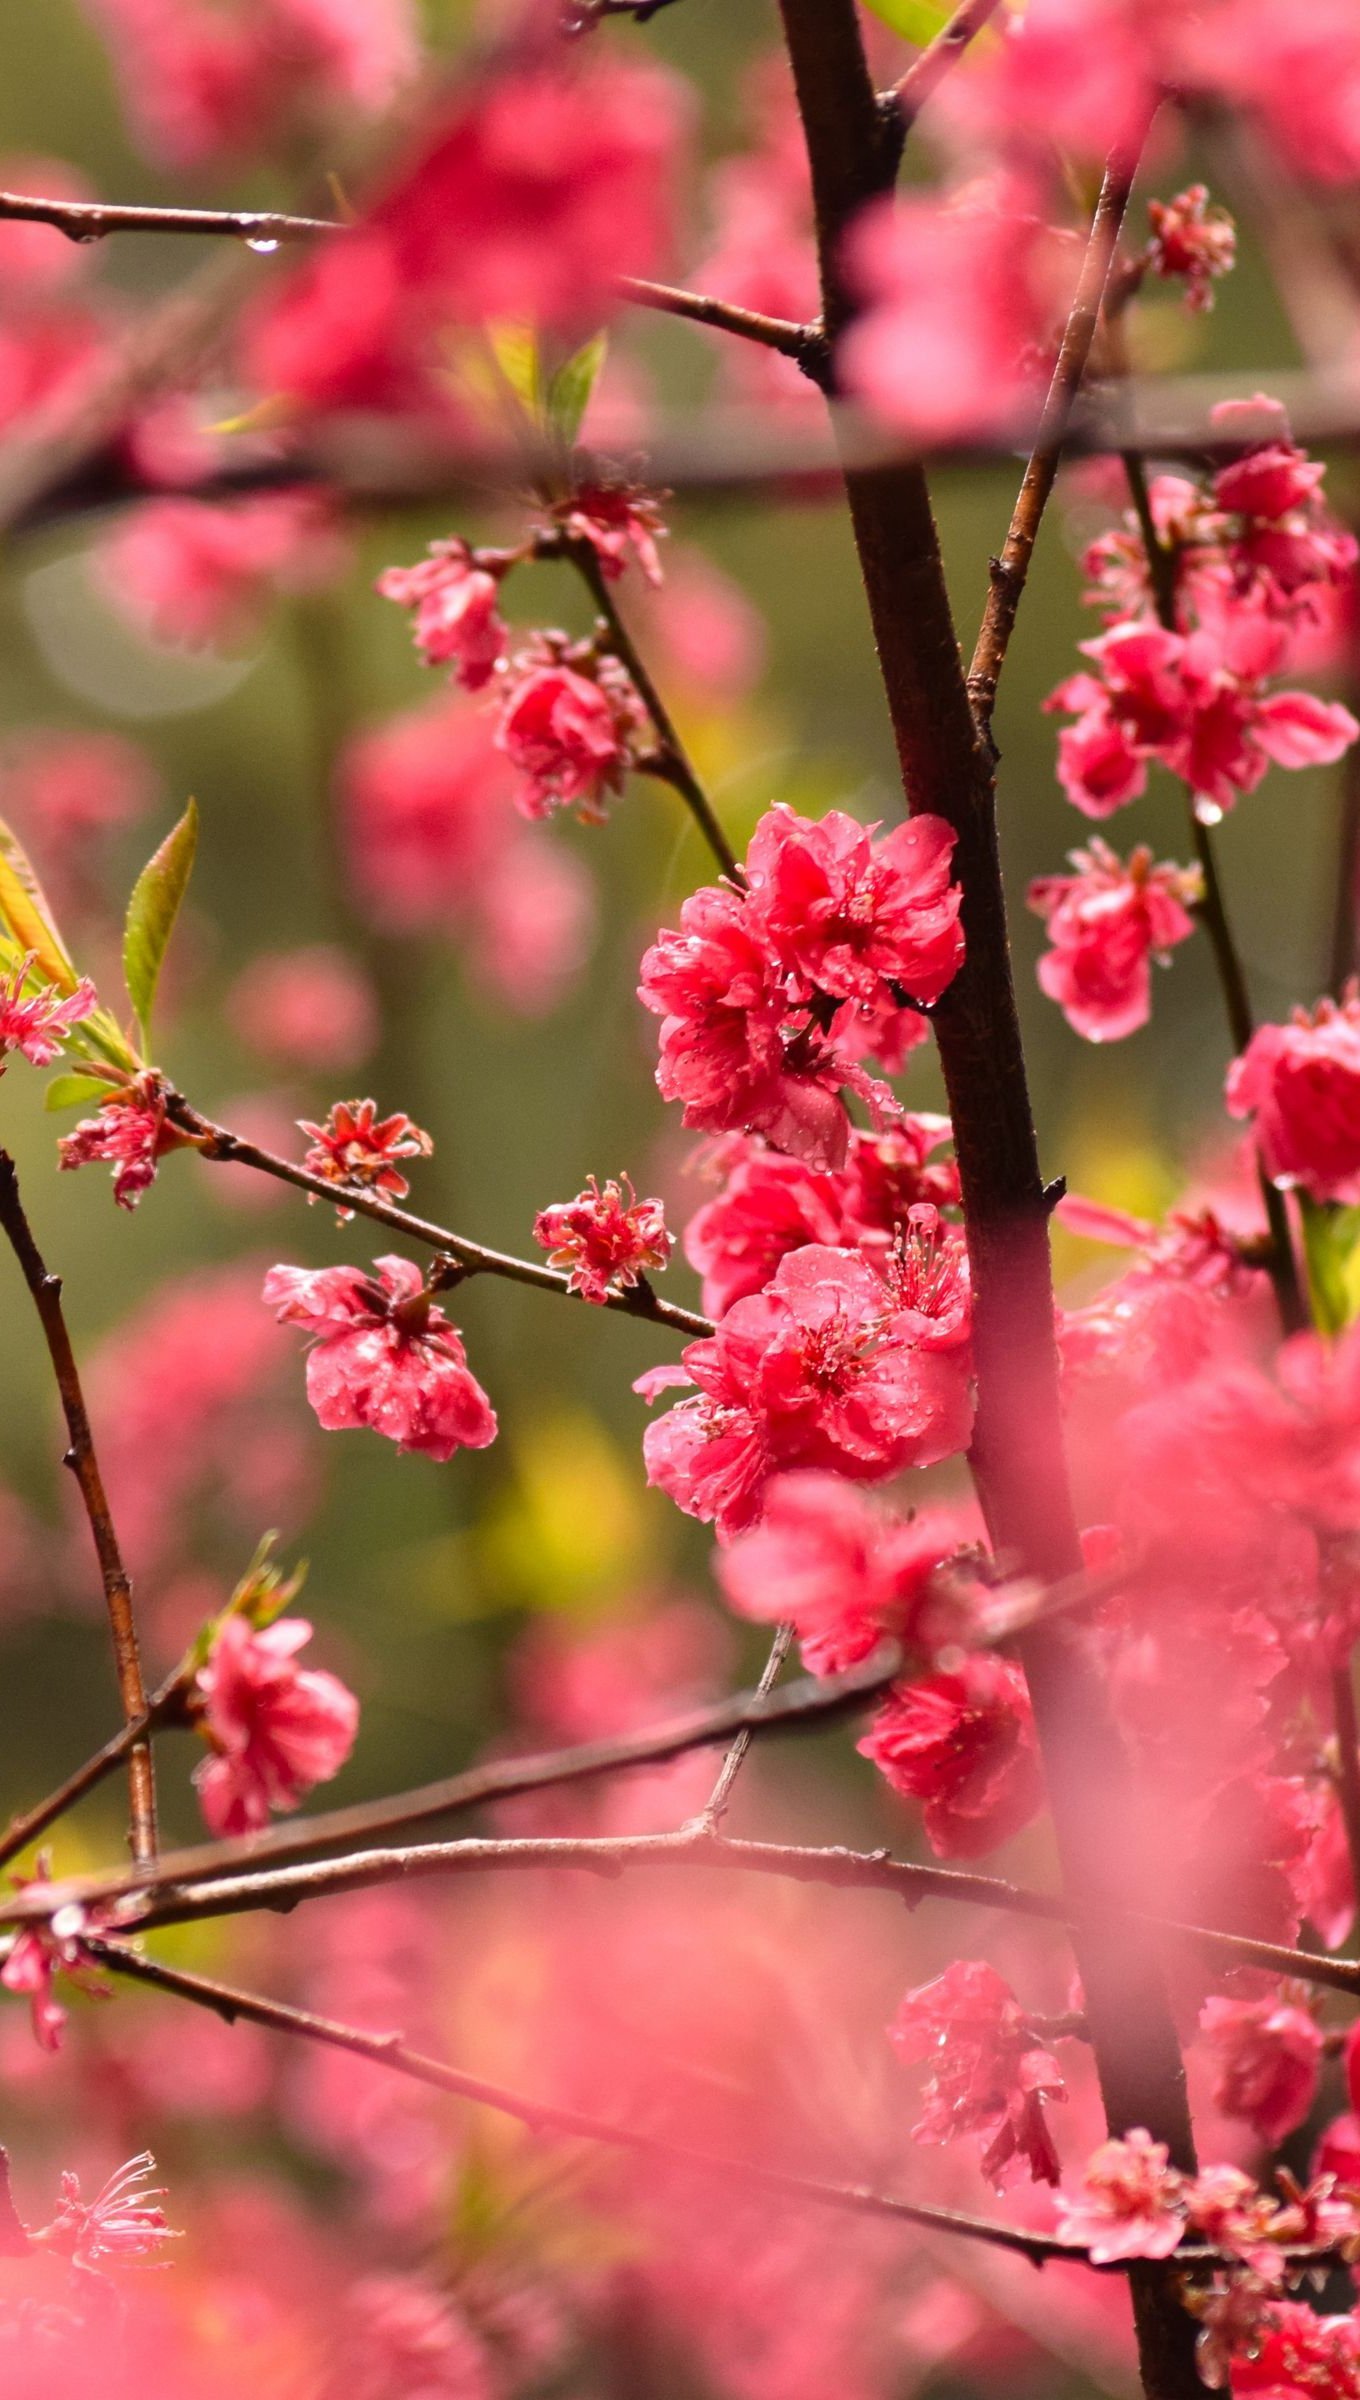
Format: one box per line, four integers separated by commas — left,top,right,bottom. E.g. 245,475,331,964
1332,1661,1360,1941
163,1091,714,1339
616,277,824,373
0,1152,157,1862
893,0,1005,128
3,1646,904,1924
0,1660,196,1874
88,1936,1317,2275
696,1626,794,1829
968,147,1148,731
0,190,338,245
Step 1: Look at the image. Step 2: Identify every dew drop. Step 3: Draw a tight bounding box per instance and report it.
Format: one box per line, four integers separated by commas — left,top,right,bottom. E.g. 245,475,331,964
1193,793,1223,826
245,234,280,254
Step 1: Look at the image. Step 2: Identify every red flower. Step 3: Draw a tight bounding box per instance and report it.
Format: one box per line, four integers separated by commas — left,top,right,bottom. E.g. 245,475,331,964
858,1653,1042,1857
495,646,647,824
533,1175,671,1305
1200,1993,1325,2146
636,1242,973,1540
193,1612,360,1837
1227,991,1360,1204
889,1959,1067,2190
551,482,668,588
1054,2129,1186,2263
298,1098,433,1206
1145,185,1237,312
1029,839,1201,1042
264,1253,497,1460
1231,2303,1360,2400
0,953,96,1070
376,540,508,689
58,1073,187,1209
745,803,964,1012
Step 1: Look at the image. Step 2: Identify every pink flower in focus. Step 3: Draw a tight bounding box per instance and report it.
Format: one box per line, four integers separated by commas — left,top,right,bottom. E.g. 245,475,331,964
58,1074,186,1209
98,493,348,650
840,177,1077,445
1145,186,1237,313
298,1098,433,1206
1029,839,1201,1042
746,804,964,1011
550,482,668,588
533,1175,672,1305
193,1612,359,1836
0,955,96,1070
1055,2129,1186,2263
376,540,508,690
858,1654,1041,1857
1226,992,1360,1204
32,2150,177,2275
265,1253,497,1460
717,1471,977,1676
1200,1993,1325,2146
228,945,378,1072
495,645,647,823
890,1959,1067,2189
636,1242,973,1539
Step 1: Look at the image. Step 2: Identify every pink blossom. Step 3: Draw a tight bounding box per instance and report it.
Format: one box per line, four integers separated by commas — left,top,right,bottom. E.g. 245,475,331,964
1227,992,1360,1203
0,727,155,847
858,1654,1042,1857
265,1252,497,1460
745,804,964,1012
227,945,377,1072
890,1959,1067,2189
548,483,668,588
1231,2303,1360,2399
376,540,508,689
98,493,348,651
1029,839,1201,1042
1055,2129,1186,2263
495,645,647,823
1200,1993,1324,2146
684,1122,959,1319
717,1471,977,1676
533,1175,672,1305
1145,186,1237,312
636,1242,973,1539
840,176,1077,445
193,1612,359,1836
32,2150,177,2274
58,1074,186,1209
298,1098,433,1206
0,954,96,1071
1,1865,107,2053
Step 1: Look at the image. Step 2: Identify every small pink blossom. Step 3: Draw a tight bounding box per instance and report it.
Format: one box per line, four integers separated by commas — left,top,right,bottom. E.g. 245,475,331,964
298,1098,433,1206
1227,991,1360,1203
636,1241,973,1539
550,482,668,588
890,1959,1067,2189
376,540,508,690
0,954,96,1071
534,1175,671,1305
32,2150,177,2275
193,1611,359,1836
1055,2128,1186,2263
265,1252,497,1461
1145,186,1237,312
58,1073,187,1209
1200,1992,1325,2146
858,1654,1041,1857
1029,839,1201,1042
495,644,647,824
1,1863,107,2053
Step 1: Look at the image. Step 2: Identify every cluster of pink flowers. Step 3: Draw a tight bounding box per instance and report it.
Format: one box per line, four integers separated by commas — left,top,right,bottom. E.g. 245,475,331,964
640,804,963,1170
192,1610,359,1836
638,1223,972,1538
1053,2128,1359,2277
534,1175,671,1305
890,1960,1067,2188
264,1253,497,1461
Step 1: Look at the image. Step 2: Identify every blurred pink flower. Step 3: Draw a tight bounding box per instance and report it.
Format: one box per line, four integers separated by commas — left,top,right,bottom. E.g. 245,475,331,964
228,945,378,1073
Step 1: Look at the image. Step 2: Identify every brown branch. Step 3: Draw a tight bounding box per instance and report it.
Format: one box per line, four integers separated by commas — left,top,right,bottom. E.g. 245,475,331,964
697,1626,793,1829
0,190,337,247
0,1152,157,1862
163,1090,714,1339
4,1645,903,1926
893,0,1005,129
616,276,825,375
967,149,1147,731
1331,1661,1360,1938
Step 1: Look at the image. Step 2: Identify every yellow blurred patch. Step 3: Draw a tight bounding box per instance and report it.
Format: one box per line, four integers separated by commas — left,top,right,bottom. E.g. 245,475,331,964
476,1411,662,1618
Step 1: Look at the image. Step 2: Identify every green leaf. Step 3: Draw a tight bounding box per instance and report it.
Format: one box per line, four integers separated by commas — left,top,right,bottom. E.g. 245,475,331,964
44,1070,117,1115
546,332,608,449
859,0,951,41
1299,1193,1360,1334
123,799,198,1050
486,323,541,421
0,815,78,993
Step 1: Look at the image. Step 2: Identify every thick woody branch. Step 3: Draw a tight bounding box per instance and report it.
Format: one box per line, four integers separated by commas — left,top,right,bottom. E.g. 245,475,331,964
0,1152,157,1863
893,0,1005,129
163,1090,714,1339
967,150,1146,731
